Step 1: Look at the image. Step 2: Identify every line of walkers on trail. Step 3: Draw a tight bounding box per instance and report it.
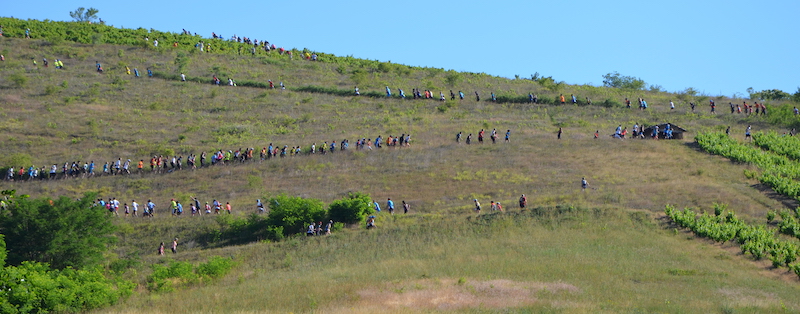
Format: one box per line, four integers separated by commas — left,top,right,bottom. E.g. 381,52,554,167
93,196,272,218
456,128,511,144
3,133,412,182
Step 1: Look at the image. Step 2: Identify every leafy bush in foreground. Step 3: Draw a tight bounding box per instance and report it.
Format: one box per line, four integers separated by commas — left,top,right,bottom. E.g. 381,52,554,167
0,191,116,269
0,261,134,314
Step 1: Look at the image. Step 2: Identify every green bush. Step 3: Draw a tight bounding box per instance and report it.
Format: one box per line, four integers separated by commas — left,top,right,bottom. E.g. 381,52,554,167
266,194,326,236
0,235,6,267
146,260,197,292
0,192,116,269
0,261,134,313
196,256,233,279
146,257,234,292
327,192,372,224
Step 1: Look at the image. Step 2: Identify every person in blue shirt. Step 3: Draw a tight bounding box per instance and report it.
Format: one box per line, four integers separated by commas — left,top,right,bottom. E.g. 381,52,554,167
134,68,140,77
491,92,496,102
399,89,405,98
571,94,577,104
385,86,391,97
373,200,381,212
387,198,395,215
147,68,153,77
459,91,464,100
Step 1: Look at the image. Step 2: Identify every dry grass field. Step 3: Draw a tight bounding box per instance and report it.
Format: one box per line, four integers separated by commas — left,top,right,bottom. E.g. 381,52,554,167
1,33,799,313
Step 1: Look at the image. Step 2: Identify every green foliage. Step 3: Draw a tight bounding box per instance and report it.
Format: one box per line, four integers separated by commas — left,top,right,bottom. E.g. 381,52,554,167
196,256,234,279
602,72,646,90
696,132,800,200
267,194,327,236
444,72,463,87
0,192,117,269
0,235,6,267
146,260,197,292
208,213,284,245
69,7,100,23
665,204,800,278
327,192,372,224
146,256,233,292
0,261,133,313
747,87,791,100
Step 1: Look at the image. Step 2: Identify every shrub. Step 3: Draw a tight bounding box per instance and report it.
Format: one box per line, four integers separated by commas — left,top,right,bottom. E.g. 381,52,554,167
328,192,372,224
196,256,233,279
147,260,196,292
266,195,326,236
0,192,116,269
0,261,134,313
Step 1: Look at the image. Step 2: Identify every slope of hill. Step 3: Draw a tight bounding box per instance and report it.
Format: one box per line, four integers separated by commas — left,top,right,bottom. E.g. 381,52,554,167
0,18,799,313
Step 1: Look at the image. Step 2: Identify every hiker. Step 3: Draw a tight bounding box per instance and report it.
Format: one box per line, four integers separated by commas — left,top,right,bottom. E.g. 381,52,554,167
581,177,589,191
354,86,360,95
560,94,565,104
366,216,376,229
571,94,577,104
131,200,139,217
709,99,716,114
505,130,510,142
387,198,395,215
257,199,265,213
181,73,186,81
557,127,562,139
478,129,485,143
725,126,730,136
373,200,381,212
386,86,391,97
457,132,462,143
158,242,165,255
519,194,527,208
474,199,481,213
490,201,497,211
475,91,480,101
745,125,752,140
466,134,472,145
226,202,232,214
403,200,410,214
307,223,315,236
171,238,178,254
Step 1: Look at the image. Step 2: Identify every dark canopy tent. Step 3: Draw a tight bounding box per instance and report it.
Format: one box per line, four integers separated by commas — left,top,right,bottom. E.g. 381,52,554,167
642,123,687,139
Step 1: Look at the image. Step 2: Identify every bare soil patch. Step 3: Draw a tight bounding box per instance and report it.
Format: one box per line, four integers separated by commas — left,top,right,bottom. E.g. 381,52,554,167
329,278,579,313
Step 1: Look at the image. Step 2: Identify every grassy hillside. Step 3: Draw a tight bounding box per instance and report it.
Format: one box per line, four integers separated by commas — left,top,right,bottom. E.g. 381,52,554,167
1,18,799,313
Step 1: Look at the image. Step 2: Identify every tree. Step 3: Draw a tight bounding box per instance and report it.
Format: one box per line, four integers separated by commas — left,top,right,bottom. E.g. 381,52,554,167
0,234,6,268
69,7,100,23
602,72,646,90
0,192,116,269
747,87,791,100
328,192,372,224
794,87,800,103
266,195,326,236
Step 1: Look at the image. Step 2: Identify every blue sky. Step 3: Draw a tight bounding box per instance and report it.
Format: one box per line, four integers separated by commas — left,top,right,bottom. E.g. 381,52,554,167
4,0,798,97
